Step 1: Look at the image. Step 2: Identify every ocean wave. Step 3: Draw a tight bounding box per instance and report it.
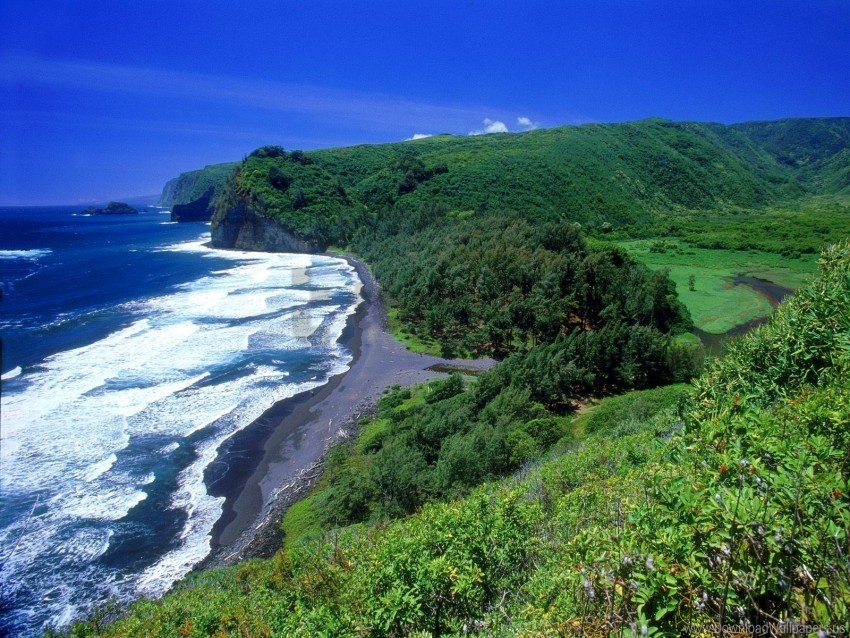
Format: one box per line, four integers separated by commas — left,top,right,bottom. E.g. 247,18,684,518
0,248,52,260
83,454,118,483
1,366,22,380
0,239,362,634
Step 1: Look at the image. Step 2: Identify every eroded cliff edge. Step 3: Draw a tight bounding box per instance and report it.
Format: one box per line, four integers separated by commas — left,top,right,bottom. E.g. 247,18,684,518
210,200,322,253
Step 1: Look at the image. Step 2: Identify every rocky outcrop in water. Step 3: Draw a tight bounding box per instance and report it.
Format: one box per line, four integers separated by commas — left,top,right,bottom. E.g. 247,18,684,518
81,201,138,215
211,201,322,253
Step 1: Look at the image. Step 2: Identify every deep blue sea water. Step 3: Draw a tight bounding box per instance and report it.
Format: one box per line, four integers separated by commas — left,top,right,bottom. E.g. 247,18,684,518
0,207,359,636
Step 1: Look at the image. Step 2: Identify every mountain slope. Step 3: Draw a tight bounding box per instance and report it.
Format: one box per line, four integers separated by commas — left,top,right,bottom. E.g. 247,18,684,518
157,162,239,208
731,117,850,194
211,118,818,249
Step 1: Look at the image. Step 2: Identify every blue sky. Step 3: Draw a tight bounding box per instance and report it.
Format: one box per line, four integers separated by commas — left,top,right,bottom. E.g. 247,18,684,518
1,0,848,205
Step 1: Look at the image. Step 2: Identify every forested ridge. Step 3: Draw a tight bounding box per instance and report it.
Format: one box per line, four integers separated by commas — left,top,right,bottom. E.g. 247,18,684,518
158,162,239,208
207,117,850,245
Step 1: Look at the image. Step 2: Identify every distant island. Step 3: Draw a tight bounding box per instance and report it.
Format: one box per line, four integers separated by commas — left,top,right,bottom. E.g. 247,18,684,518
81,201,138,215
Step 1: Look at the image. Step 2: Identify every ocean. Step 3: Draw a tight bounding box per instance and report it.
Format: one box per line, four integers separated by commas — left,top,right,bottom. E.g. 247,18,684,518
0,206,360,636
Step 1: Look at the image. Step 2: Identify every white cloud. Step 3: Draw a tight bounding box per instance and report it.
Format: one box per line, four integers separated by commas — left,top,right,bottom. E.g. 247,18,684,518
406,133,433,140
486,119,509,133
517,116,539,130
469,118,509,135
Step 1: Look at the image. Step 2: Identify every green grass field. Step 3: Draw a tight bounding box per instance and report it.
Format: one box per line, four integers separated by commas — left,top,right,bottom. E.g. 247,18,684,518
617,239,817,333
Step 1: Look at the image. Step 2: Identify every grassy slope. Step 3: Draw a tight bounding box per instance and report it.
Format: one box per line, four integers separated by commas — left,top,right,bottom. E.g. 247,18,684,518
78,244,850,637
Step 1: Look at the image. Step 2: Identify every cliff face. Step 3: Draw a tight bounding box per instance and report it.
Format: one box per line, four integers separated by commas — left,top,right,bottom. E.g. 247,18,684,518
170,188,215,222
211,201,322,253
158,163,238,207
157,177,180,207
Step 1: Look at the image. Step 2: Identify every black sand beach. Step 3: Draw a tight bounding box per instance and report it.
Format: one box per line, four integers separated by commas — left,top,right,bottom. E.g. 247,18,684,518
200,255,494,567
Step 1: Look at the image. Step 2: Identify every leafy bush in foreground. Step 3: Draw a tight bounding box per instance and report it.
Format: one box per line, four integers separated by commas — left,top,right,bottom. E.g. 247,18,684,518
534,243,850,634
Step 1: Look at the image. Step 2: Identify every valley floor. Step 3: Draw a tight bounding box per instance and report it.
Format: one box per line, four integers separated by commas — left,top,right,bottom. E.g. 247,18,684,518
616,240,816,334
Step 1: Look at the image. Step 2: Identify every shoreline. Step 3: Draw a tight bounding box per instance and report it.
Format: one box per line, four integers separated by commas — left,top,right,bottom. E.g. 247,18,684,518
198,253,494,569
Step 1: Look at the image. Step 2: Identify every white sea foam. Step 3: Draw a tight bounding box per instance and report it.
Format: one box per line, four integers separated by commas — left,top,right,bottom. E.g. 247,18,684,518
1,365,22,380
136,438,224,596
159,442,180,455
84,454,118,482
136,375,331,595
0,238,362,632
0,248,52,260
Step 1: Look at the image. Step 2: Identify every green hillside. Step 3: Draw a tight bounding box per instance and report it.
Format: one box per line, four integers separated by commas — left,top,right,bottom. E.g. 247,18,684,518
210,118,850,245
212,118,818,245
730,117,850,194
64,242,850,637
158,162,239,207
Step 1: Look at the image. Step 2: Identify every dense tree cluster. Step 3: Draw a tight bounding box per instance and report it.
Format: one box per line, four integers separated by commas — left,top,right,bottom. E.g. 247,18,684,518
315,313,697,528
354,214,691,357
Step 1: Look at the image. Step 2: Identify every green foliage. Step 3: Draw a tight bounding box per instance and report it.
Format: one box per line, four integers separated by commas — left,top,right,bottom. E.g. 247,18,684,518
354,215,692,358
730,117,850,193
537,242,850,634
158,162,238,207
689,241,850,412
629,197,850,257
572,384,689,436
232,151,359,246
424,374,463,403
212,117,850,252
288,351,693,545
78,243,850,637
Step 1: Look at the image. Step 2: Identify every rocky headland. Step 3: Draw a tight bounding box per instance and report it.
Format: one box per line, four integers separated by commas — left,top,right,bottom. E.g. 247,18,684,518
81,201,138,215
210,200,322,252
170,187,215,222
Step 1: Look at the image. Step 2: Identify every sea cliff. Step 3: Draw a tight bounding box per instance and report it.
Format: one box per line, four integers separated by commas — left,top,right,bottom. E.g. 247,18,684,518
170,187,215,222
157,162,238,208
210,200,322,253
